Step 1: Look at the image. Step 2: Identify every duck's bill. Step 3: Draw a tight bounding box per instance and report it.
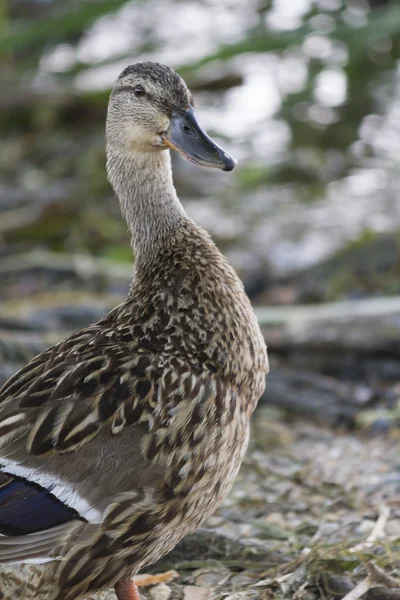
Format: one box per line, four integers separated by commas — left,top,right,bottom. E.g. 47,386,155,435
162,107,237,171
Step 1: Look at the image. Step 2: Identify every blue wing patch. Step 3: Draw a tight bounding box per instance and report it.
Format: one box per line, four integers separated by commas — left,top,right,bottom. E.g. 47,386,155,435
0,472,81,535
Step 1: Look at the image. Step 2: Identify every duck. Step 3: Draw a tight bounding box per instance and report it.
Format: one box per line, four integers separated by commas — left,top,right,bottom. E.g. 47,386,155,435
0,62,268,600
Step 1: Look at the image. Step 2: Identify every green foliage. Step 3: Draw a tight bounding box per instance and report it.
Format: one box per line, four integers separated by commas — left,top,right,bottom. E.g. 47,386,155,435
236,164,271,189
0,0,129,55
2,0,400,270
180,5,400,72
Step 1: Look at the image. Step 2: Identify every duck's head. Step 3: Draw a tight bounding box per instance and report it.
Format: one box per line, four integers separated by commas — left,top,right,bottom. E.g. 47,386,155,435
107,62,236,171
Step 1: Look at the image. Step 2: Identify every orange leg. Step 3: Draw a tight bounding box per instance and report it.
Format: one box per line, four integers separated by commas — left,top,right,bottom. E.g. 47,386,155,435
114,579,140,600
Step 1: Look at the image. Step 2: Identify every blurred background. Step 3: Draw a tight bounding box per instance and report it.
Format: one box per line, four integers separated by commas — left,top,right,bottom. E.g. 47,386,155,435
2,0,400,303
1,2,400,598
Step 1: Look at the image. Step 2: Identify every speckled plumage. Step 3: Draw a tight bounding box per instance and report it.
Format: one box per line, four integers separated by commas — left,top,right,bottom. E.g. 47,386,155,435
0,63,268,600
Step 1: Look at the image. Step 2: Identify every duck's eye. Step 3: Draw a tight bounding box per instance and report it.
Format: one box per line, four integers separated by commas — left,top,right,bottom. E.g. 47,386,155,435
134,85,146,97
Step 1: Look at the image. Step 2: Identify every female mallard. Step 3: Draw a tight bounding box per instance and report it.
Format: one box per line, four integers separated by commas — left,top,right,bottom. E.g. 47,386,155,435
0,62,268,600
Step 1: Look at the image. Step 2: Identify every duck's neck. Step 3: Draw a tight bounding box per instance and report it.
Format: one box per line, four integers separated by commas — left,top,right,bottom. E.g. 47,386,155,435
107,148,187,258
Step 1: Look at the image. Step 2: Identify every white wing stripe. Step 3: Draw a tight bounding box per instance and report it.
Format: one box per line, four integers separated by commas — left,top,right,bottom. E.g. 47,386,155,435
0,460,103,523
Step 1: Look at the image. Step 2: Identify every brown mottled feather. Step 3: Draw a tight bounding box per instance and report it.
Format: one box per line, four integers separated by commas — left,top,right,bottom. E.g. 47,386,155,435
0,63,268,600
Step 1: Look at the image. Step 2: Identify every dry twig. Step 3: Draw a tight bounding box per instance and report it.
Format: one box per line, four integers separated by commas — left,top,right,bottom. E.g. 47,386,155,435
365,562,400,589
351,505,390,552
340,576,377,600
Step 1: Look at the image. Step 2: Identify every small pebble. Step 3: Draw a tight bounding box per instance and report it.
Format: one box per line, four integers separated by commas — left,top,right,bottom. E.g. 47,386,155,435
230,573,256,586
206,515,224,527
223,592,260,600
149,583,171,600
183,585,208,600
194,569,227,587
356,519,375,535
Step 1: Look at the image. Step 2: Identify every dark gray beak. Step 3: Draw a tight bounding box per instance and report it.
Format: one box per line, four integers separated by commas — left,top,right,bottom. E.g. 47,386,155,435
162,107,237,172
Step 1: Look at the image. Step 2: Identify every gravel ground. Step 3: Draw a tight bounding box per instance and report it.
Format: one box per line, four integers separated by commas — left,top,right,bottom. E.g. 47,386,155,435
92,406,400,600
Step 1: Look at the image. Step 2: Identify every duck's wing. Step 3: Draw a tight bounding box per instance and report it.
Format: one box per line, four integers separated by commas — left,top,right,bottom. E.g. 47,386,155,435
0,321,157,455
0,471,79,537
0,470,88,563
0,320,166,563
